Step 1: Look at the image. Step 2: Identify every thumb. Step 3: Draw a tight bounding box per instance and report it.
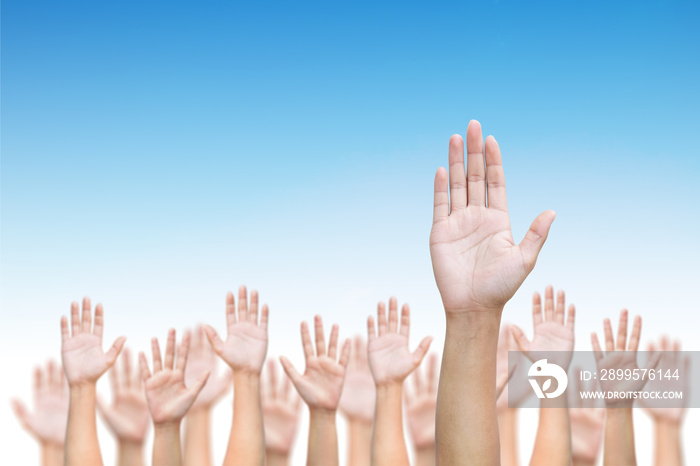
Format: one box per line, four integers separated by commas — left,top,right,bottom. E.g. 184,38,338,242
105,336,127,367
10,399,30,430
188,371,211,399
510,325,532,355
279,356,303,389
518,210,556,272
412,336,433,367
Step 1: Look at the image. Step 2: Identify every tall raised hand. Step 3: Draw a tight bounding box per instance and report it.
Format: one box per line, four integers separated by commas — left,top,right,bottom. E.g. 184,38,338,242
11,360,68,466
367,298,431,466
61,297,125,466
405,353,439,466
204,286,269,466
97,348,149,466
280,315,350,466
429,121,554,465
262,360,302,466
139,329,209,466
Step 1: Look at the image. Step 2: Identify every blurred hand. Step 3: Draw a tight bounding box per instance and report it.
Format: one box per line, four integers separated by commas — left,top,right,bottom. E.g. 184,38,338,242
139,329,210,424
60,297,126,386
367,298,432,386
97,348,150,443
11,360,68,446
185,325,233,411
338,336,375,423
429,120,555,315
511,287,576,369
640,336,690,424
404,353,438,449
279,316,350,411
205,287,269,375
496,323,531,411
262,359,302,455
570,370,605,464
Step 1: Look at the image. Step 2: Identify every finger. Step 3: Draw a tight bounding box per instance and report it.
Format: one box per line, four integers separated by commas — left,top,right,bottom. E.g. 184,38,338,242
301,321,314,360
377,301,387,336
105,336,126,367
412,364,423,394
644,351,662,372
518,210,556,272
367,316,377,343
411,336,432,367
109,364,119,395
152,338,163,373
260,305,269,331
448,134,467,212
122,348,132,389
11,399,30,431
399,303,410,338
328,324,339,360
249,290,259,324
204,325,225,356
555,289,565,325
47,360,56,392
591,333,604,362
427,352,438,393
238,285,249,323
485,135,508,211
466,120,486,206
510,325,532,355
339,339,351,367
226,292,236,331
279,356,303,390
603,319,615,353
34,367,42,402
314,315,326,356
71,301,81,336
566,304,576,331
282,369,292,400
61,316,70,343
164,329,177,370
544,286,554,322
81,297,92,333
176,330,191,372
575,368,583,409
268,359,278,399
139,352,152,380
532,292,543,327
628,315,642,352
187,371,211,399
616,310,628,351
93,303,104,338
388,297,399,333
433,167,449,223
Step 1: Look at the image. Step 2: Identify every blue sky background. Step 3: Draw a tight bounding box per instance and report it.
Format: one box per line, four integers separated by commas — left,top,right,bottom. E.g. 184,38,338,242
2,1,699,464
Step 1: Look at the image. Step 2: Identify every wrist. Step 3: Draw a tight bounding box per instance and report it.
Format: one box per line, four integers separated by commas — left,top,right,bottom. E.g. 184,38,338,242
655,417,682,432
376,381,403,396
153,419,182,431
309,407,337,422
68,381,97,392
444,305,504,319
266,449,290,466
233,371,261,386
118,438,145,451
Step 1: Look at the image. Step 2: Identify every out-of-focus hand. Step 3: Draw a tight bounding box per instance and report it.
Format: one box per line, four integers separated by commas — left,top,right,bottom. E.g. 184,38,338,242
570,369,605,464
185,325,232,411
511,287,576,370
496,323,531,411
205,286,269,375
262,359,302,455
279,316,350,411
367,297,432,386
97,348,150,443
139,329,210,424
641,336,690,424
429,120,556,315
404,353,438,449
61,297,126,386
11,360,68,446
338,336,375,423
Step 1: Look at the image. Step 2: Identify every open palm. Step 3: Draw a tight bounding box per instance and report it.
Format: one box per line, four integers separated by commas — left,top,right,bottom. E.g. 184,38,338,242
338,336,375,422
429,121,555,314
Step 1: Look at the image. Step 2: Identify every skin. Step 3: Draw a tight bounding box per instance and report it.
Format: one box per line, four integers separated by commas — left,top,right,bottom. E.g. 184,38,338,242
279,315,351,466
183,325,233,466
139,329,209,466
591,310,659,466
97,348,150,466
367,297,432,466
570,371,605,466
11,360,68,466
429,120,555,465
338,336,375,466
511,287,575,466
205,286,269,466
261,359,302,466
61,297,126,466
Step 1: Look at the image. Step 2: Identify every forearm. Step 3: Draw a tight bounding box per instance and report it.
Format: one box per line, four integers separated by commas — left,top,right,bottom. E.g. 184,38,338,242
153,422,183,466
498,408,519,466
118,440,145,466
65,383,103,466
307,409,338,466
184,409,212,466
41,443,64,466
224,372,264,466
654,420,682,466
347,419,372,466
603,408,636,466
436,312,502,465
372,383,409,466
531,397,571,466
415,447,436,466
266,450,290,466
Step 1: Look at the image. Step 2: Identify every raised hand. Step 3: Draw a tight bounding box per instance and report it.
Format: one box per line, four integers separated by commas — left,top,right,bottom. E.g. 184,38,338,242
280,316,350,410
186,325,233,411
641,336,690,424
338,336,375,424
97,348,150,443
262,360,302,457
404,353,438,452
496,323,531,412
367,298,432,386
570,370,605,466
429,120,555,315
61,297,126,386
12,360,68,447
205,287,269,375
511,286,576,369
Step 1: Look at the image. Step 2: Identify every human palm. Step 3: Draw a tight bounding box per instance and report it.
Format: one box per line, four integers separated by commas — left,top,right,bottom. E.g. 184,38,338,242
262,360,302,454
429,122,555,314
570,408,605,463
404,353,438,449
186,326,232,410
641,337,689,423
338,336,375,422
